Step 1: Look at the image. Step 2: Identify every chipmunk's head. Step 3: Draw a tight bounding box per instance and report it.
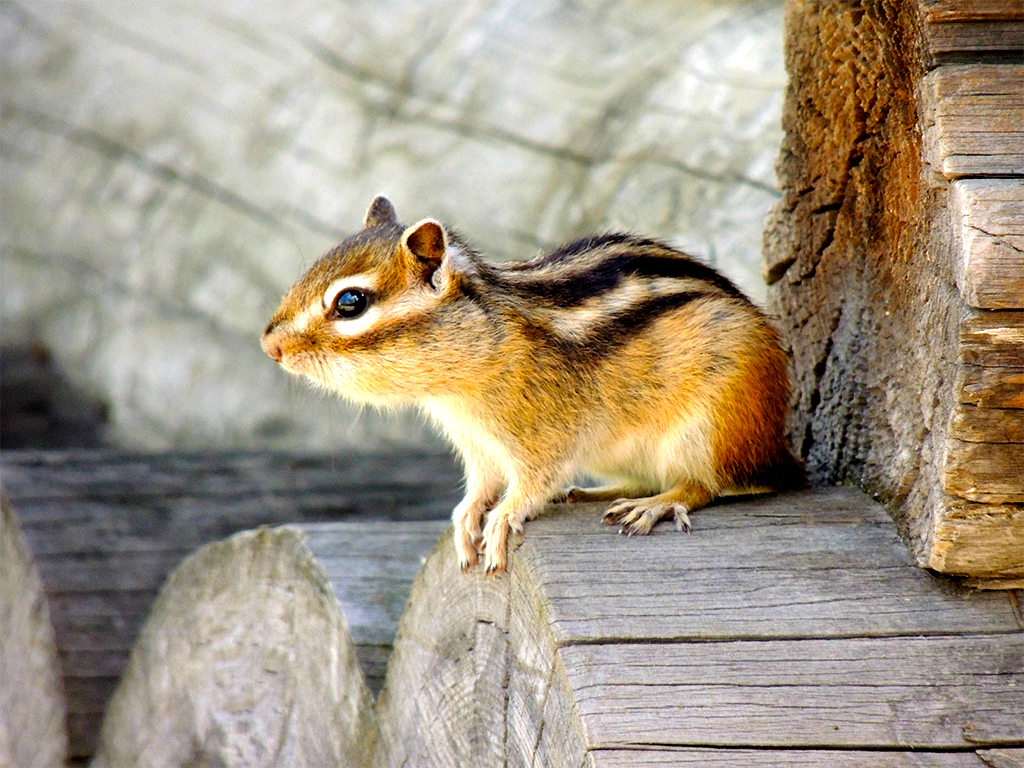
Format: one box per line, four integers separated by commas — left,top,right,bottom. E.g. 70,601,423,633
261,196,479,404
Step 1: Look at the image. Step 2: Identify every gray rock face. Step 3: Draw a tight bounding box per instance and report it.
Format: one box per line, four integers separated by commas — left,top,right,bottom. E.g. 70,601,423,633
1,0,784,450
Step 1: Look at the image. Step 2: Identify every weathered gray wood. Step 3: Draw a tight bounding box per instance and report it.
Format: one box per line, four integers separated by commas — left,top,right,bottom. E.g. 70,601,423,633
516,491,1021,643
0,495,67,768
951,179,1024,310
298,519,449,692
376,486,1023,766
588,748,1024,767
949,404,1024,442
957,365,1024,408
924,65,1024,178
372,527,509,768
0,450,460,512
0,448,458,759
943,438,1024,503
921,0,1024,62
563,633,1024,749
89,526,376,768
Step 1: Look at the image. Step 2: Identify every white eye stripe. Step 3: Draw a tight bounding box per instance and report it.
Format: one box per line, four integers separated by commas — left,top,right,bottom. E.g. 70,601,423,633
327,304,384,336
322,274,379,309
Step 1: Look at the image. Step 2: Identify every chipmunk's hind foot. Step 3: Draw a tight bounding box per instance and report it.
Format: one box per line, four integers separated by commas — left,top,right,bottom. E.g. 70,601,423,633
602,483,714,535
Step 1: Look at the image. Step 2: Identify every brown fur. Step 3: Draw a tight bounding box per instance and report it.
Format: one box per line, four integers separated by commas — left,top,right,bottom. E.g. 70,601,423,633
262,197,804,572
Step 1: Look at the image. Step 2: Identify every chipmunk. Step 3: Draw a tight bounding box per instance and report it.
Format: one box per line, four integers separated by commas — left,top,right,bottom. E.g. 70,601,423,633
262,196,805,573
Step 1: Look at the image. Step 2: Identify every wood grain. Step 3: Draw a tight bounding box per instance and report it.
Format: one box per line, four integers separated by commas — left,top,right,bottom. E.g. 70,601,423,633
951,179,1024,310
957,365,1024,408
372,525,509,768
589,748,1024,768
0,448,458,759
960,311,1024,368
517,495,1021,644
377,486,1023,764
928,497,1024,577
949,404,1024,442
88,527,376,768
299,520,449,692
921,0,1024,62
944,438,1024,503
563,634,1024,750
924,65,1024,178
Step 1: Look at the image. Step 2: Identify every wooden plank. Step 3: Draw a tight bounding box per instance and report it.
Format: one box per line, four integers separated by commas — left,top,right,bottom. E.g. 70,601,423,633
944,438,1024,502
957,365,1024,408
949,404,1024,442
952,179,1024,310
928,496,1024,577
588,748,1020,767
922,0,1024,23
959,310,1024,367
925,21,1024,58
563,634,1024,750
517,492,1021,644
0,449,461,512
924,65,1024,178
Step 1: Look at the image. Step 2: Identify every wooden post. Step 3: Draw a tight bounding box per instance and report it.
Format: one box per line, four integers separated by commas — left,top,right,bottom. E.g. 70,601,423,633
764,0,1023,582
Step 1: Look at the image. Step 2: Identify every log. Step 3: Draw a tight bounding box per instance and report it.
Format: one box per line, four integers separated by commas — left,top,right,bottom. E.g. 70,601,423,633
0,495,68,768
0,449,458,760
88,526,376,768
948,404,1024,443
375,488,1024,765
18,480,1022,765
766,0,1024,579
921,0,1024,62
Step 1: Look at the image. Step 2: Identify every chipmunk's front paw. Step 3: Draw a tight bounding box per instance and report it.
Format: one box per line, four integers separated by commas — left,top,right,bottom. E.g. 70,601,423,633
454,524,481,572
480,515,510,574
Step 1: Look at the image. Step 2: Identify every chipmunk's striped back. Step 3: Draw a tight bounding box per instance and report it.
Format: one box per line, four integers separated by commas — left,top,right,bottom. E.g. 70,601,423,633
458,233,754,359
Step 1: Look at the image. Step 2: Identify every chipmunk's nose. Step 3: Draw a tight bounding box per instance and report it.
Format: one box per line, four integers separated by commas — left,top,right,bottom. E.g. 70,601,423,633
261,329,283,362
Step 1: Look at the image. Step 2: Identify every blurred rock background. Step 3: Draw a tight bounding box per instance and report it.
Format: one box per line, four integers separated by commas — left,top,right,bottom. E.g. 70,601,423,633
1,0,785,451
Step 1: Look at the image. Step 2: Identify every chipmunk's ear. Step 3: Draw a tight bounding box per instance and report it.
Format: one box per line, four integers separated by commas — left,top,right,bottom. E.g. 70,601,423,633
400,219,448,284
364,195,398,229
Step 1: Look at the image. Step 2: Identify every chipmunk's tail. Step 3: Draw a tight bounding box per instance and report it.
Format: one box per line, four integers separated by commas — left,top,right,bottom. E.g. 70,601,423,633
765,448,809,491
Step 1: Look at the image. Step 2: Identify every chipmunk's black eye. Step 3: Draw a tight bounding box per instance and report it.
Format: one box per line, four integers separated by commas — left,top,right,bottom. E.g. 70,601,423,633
332,289,369,319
